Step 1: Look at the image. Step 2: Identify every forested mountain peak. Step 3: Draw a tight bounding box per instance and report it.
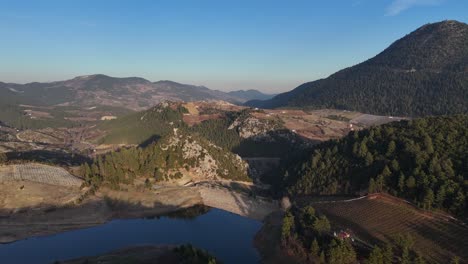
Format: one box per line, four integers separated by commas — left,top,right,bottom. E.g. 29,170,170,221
366,20,468,71
247,20,468,116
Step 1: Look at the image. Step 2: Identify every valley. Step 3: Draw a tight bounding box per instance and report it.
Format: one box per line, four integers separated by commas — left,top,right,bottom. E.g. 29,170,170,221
0,100,465,263
0,100,402,245
0,13,466,264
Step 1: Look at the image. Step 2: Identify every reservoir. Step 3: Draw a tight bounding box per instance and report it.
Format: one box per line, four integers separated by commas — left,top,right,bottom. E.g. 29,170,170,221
0,208,262,264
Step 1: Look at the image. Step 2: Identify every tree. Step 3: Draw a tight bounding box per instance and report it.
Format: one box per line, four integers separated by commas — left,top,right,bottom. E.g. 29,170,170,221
310,238,320,257
313,215,331,234
0,152,7,164
395,234,414,264
382,243,393,264
398,174,406,193
386,141,396,157
422,189,434,210
369,178,377,193
327,240,357,264
366,246,383,264
281,212,295,240
414,252,426,264
365,152,374,166
424,135,434,154
391,159,400,172
406,176,416,189
375,174,385,192
450,256,460,264
144,178,151,189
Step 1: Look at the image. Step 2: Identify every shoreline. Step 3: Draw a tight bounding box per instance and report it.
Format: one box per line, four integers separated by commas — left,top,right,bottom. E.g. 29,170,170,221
0,182,278,244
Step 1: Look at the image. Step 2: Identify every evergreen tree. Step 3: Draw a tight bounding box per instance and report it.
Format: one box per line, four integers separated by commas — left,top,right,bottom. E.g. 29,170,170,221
310,238,320,257
281,212,295,240
0,152,7,164
366,246,383,264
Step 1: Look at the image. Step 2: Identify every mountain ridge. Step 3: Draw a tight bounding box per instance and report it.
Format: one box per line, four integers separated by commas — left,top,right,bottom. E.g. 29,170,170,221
228,89,277,101
247,20,468,116
0,74,259,111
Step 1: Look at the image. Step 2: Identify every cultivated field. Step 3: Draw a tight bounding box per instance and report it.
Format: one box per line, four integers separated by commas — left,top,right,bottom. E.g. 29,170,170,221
0,163,82,187
313,194,468,263
350,114,406,126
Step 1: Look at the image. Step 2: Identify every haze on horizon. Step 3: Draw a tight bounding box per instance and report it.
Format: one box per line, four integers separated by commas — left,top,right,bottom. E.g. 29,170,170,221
0,0,466,93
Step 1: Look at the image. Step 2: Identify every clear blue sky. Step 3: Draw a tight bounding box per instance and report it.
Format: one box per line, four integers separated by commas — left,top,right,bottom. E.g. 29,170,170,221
0,0,466,92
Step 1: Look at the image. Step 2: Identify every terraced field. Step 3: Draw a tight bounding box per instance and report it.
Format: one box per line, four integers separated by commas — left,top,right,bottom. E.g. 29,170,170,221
0,163,82,187
313,194,468,263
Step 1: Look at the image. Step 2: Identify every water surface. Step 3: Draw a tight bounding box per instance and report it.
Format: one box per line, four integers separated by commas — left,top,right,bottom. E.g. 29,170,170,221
0,208,262,264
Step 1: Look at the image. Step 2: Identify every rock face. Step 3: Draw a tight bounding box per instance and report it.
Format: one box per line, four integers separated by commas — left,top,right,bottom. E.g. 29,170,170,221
229,116,281,139
198,184,278,220
160,129,250,182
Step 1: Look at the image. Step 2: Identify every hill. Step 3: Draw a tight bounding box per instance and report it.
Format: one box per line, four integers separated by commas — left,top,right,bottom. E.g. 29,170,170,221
97,101,311,158
97,101,187,145
81,128,251,189
247,20,468,116
227,89,276,101
280,115,468,217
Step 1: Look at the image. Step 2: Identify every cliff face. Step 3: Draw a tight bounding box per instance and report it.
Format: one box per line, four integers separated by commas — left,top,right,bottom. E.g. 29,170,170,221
157,128,250,183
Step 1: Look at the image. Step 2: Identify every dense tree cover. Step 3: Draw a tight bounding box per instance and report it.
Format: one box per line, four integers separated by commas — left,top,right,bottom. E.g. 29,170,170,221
81,131,250,189
0,104,73,130
283,115,468,217
280,205,356,264
189,111,242,151
283,69,467,117
98,103,188,144
173,244,220,264
282,205,440,263
248,21,468,117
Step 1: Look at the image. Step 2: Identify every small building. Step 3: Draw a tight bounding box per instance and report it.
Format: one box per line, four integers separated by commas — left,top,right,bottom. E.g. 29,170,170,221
334,230,352,240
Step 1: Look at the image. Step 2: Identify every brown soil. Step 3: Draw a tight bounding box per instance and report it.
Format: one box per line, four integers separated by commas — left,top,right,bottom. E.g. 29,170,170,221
312,194,468,263
0,181,202,243
0,181,81,213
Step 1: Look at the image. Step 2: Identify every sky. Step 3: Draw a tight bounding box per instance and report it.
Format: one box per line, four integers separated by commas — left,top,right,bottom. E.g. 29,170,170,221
0,0,466,93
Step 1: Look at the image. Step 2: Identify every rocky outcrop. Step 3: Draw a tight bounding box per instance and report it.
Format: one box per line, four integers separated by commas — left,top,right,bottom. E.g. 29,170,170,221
160,129,250,182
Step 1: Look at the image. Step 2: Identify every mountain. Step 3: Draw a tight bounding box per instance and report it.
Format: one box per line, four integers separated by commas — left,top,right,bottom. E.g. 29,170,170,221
83,128,251,188
247,20,468,117
227,89,276,101
0,74,247,111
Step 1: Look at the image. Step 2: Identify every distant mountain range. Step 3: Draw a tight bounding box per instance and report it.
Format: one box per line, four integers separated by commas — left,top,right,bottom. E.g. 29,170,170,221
247,20,468,116
227,89,276,101
0,74,272,111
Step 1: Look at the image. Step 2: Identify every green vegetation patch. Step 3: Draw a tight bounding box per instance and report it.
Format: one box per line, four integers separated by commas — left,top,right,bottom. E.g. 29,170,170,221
283,115,468,217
